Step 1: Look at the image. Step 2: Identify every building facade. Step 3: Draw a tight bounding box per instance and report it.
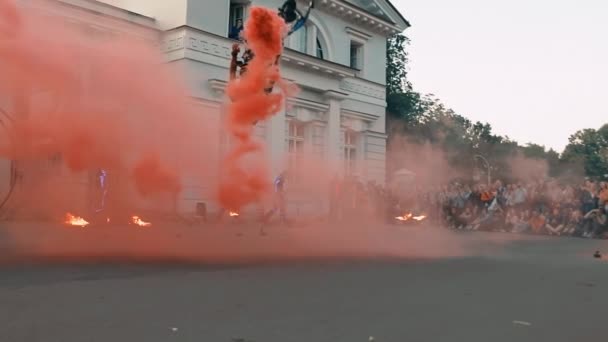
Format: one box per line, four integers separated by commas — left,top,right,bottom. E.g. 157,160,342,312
1,0,408,216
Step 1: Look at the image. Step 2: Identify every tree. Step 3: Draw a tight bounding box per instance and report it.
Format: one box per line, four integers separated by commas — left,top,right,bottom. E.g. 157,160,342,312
561,127,608,179
521,143,547,159
386,91,425,123
386,34,410,96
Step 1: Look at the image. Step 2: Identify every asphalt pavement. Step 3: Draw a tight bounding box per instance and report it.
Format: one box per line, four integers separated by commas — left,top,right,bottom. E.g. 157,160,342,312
0,222,607,342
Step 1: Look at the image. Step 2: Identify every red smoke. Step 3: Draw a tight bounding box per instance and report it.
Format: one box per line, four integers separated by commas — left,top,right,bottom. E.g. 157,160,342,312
132,155,181,197
0,0,211,213
0,1,498,267
218,6,295,211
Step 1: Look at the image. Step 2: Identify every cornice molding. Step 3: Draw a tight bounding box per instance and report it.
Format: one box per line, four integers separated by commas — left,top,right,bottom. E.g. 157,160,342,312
317,0,404,35
345,27,373,41
324,90,349,101
340,78,386,101
282,49,356,79
342,109,380,122
364,130,388,139
165,27,357,79
287,98,330,112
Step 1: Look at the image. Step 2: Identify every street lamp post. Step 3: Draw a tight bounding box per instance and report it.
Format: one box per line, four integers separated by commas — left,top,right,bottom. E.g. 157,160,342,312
474,154,491,185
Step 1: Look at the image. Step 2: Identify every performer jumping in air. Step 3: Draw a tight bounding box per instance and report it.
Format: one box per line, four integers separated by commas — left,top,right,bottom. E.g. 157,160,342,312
229,0,315,82
279,0,315,35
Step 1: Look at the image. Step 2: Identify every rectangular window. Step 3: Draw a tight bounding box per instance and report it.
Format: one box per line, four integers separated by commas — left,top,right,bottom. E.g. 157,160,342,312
350,41,363,69
229,4,245,27
286,121,305,183
343,131,358,175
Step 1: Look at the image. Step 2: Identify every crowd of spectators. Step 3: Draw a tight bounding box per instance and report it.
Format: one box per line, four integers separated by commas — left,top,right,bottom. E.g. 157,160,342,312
435,179,608,239
327,176,608,239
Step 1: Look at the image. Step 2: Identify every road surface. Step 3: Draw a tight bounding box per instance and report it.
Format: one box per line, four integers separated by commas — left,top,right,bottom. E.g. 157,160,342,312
1,222,607,342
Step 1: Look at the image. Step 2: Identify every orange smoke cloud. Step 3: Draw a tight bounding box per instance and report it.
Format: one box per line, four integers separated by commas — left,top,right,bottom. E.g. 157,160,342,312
132,155,180,197
218,6,296,211
0,0,212,212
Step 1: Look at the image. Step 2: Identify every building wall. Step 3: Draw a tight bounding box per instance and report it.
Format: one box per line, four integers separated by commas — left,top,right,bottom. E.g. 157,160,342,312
186,0,231,37
112,0,397,213
224,0,389,84
102,0,188,30
4,0,406,216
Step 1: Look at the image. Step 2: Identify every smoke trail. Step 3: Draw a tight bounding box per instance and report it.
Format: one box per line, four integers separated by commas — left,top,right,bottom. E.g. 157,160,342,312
218,6,296,211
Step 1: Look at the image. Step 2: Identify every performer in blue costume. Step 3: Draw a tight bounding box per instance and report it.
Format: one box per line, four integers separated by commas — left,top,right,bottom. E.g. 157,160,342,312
95,169,109,213
259,171,288,235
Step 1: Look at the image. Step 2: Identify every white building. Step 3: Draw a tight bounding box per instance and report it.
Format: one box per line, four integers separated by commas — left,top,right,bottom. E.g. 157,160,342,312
1,0,409,216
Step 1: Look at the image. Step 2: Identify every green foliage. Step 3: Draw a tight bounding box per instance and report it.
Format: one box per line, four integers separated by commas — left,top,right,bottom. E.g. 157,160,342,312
386,34,411,96
386,91,424,123
561,127,608,179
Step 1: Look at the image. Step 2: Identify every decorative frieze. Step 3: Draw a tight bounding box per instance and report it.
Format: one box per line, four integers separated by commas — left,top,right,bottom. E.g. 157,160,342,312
340,79,386,100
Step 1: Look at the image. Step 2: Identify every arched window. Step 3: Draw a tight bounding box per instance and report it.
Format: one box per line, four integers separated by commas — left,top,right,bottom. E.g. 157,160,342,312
288,23,329,61
290,25,308,53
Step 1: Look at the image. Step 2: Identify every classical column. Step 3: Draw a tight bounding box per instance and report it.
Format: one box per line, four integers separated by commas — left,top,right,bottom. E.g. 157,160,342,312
323,90,348,174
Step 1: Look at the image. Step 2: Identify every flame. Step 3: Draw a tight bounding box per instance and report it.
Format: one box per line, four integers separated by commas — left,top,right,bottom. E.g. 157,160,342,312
65,213,89,227
131,216,151,227
106,217,110,223
229,211,240,217
395,213,427,222
395,213,413,221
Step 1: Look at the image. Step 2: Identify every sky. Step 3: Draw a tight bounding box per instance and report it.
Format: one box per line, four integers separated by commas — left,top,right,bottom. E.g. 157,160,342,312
390,0,607,152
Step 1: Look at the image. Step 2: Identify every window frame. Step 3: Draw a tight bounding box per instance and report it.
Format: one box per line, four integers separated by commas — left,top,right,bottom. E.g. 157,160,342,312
349,40,364,70
316,38,324,59
343,130,358,176
286,120,306,183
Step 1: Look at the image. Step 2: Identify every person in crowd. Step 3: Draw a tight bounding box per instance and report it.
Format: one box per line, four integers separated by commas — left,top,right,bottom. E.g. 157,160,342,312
504,208,518,231
470,196,503,231
529,210,546,234
545,206,565,235
512,183,527,209
228,18,243,40
511,210,531,233
598,182,608,207
455,206,474,230
565,209,584,236
581,181,596,215
582,207,607,238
